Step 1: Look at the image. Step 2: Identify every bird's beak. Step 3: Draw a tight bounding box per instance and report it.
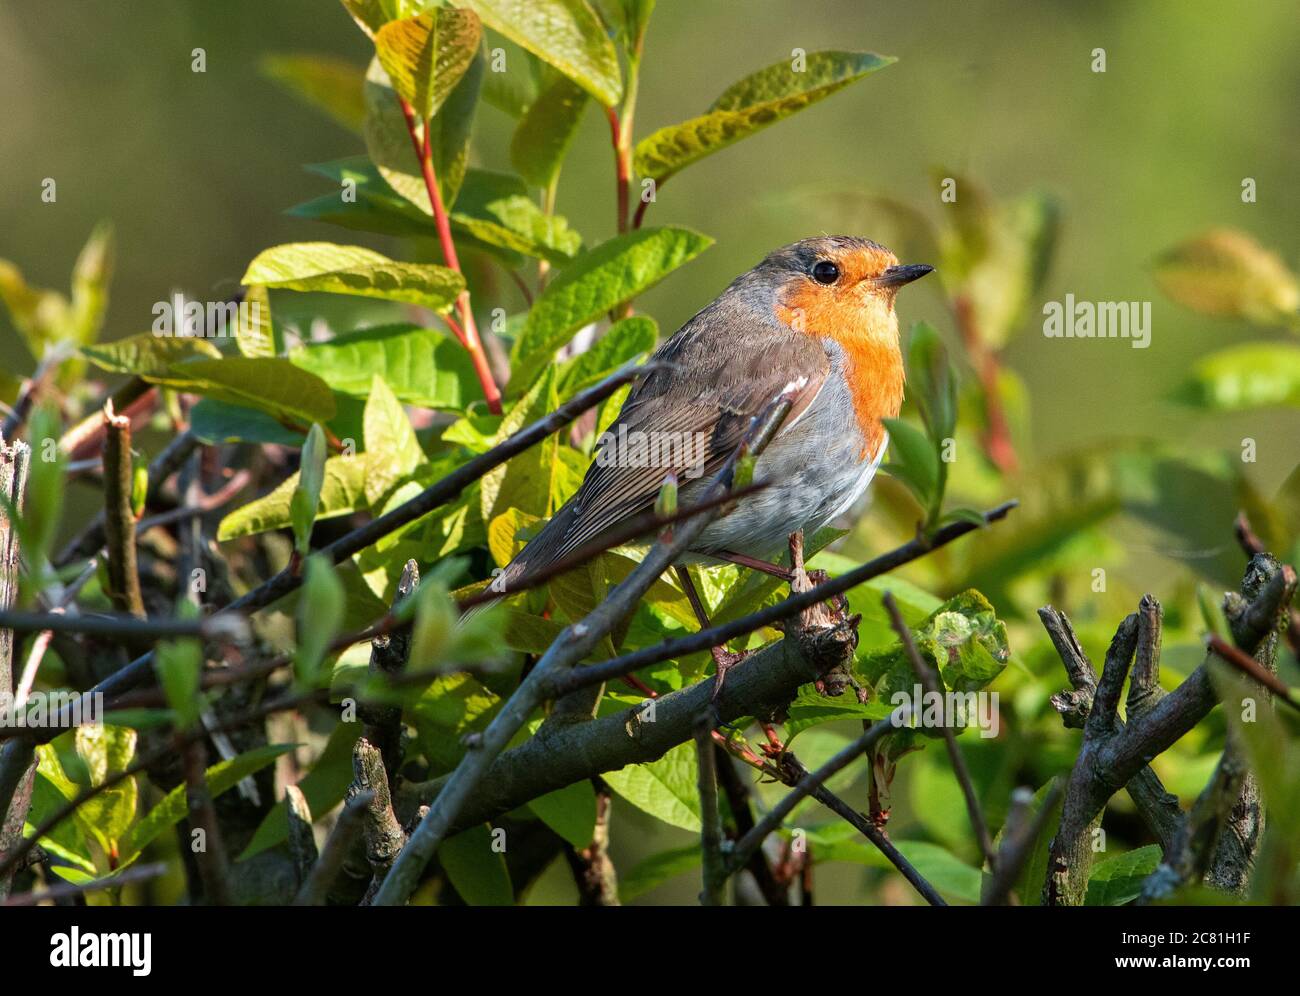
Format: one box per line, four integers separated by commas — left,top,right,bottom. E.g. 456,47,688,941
875,263,935,289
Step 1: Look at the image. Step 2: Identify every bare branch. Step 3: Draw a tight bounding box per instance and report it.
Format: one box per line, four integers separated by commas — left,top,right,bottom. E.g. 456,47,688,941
294,790,373,906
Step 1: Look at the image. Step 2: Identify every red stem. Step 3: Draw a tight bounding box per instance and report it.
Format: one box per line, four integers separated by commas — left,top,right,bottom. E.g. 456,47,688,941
606,105,630,234
953,295,1018,475
398,97,503,415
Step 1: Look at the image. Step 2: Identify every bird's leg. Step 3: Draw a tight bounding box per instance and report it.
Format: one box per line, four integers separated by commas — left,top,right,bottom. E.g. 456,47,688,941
711,549,796,582
673,565,751,701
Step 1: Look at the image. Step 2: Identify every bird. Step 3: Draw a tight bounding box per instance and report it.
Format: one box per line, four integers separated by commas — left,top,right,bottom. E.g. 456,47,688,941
480,236,932,687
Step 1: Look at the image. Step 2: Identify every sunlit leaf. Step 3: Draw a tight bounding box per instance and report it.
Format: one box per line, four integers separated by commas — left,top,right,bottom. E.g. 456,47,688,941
465,0,622,106
634,51,893,181
243,242,463,312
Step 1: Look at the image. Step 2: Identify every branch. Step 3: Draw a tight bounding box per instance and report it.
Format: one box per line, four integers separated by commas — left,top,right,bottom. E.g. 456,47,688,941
1041,555,1296,905
694,716,725,905
54,429,201,568
101,402,144,618
359,559,419,781
293,790,373,906
549,500,1018,697
1038,602,1183,850
982,780,1064,906
180,736,231,905
563,781,619,906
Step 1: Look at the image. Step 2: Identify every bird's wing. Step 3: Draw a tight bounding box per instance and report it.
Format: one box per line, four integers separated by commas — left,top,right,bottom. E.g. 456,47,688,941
536,316,830,562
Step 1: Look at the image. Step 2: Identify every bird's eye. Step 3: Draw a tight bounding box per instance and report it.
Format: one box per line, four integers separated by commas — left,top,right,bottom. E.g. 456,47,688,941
811,260,840,285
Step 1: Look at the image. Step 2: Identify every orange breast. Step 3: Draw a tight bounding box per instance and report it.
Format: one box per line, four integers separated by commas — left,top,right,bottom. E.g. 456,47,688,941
777,286,905,459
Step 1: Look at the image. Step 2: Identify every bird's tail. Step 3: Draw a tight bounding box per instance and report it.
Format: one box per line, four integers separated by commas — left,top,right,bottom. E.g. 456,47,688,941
455,502,578,627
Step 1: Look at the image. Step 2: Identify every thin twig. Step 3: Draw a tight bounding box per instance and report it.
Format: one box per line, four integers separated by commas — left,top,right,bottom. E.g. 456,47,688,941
180,736,232,905
728,705,907,877
882,590,996,869
548,501,1018,698
2,861,169,907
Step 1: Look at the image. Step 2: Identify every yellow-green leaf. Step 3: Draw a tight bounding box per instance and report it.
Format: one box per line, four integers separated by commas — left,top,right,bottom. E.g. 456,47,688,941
362,373,426,504
634,51,894,181
218,454,370,540
375,9,482,120
1154,228,1300,328
242,241,463,312
511,227,711,387
465,0,621,107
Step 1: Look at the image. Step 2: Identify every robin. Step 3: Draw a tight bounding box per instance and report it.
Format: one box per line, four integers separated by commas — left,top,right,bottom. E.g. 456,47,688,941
485,236,932,687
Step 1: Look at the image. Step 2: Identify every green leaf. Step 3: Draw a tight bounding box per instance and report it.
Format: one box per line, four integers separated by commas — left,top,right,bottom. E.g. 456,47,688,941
363,51,482,212
602,740,700,831
907,321,957,442
811,834,983,904
242,241,463,312
528,780,597,847
292,158,441,238
73,725,138,858
374,9,483,120
362,374,426,505
1085,845,1162,906
217,453,370,541
947,189,1060,346
857,589,1009,720
118,744,294,865
784,682,893,741
511,227,711,386
190,399,306,447
340,0,426,37
634,51,894,181
155,605,203,730
465,0,622,106
411,673,502,771
1171,344,1300,411
1154,228,1300,328
510,74,589,188
69,221,114,346
154,356,338,426
234,285,278,358
296,556,344,686
261,53,367,132
440,823,513,905
82,332,222,377
450,170,583,265
289,323,480,411
882,416,939,509
620,844,701,902
558,315,657,396
292,424,329,554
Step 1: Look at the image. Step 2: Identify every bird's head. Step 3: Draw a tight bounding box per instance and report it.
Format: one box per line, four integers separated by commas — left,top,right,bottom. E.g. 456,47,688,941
762,236,933,345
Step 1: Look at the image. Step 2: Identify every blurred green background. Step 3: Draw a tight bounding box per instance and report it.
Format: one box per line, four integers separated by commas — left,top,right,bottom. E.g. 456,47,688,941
3,0,1298,904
